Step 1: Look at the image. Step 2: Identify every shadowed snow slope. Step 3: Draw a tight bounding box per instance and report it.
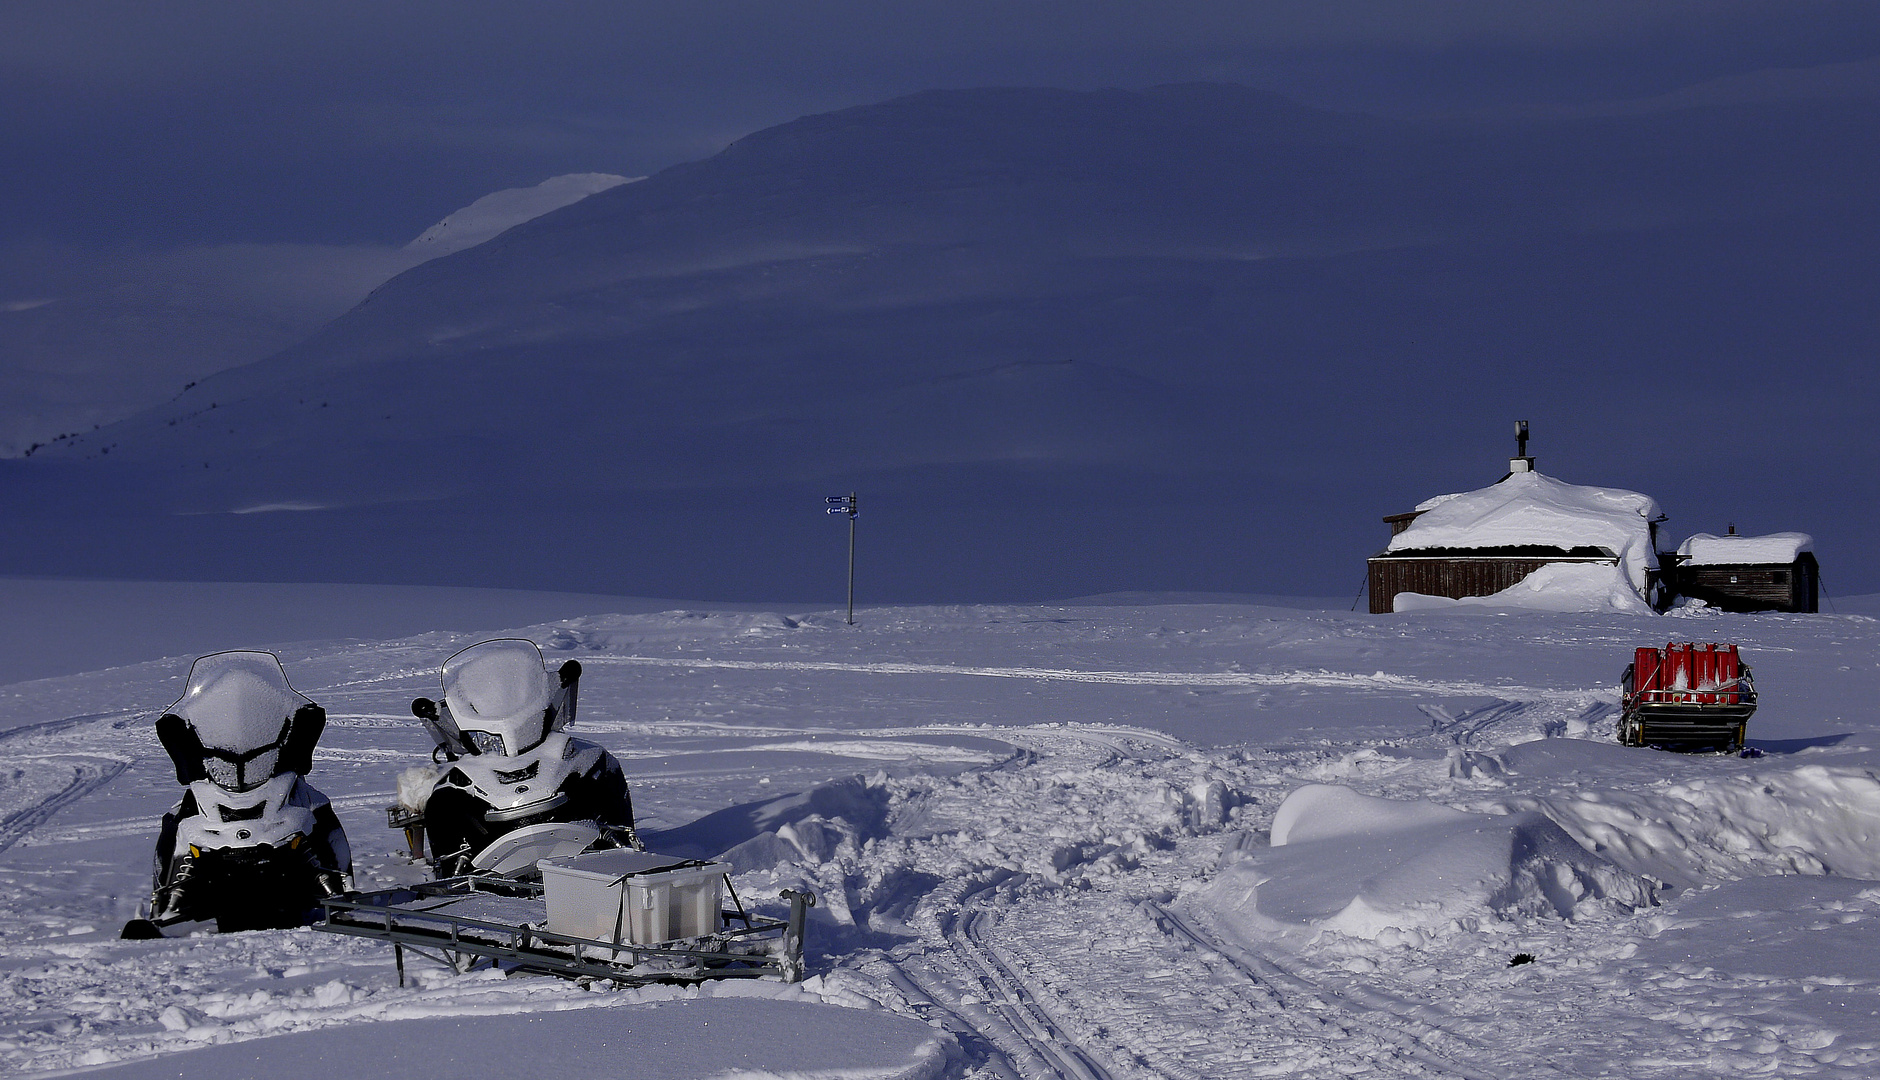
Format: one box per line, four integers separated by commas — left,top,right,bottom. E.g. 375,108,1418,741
3,83,1877,600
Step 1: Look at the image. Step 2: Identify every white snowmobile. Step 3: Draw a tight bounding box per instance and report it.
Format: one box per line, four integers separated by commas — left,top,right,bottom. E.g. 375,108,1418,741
122,652,352,939
408,639,637,877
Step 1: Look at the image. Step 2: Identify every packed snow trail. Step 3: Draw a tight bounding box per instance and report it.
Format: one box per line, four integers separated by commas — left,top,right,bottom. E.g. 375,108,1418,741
582,655,1594,702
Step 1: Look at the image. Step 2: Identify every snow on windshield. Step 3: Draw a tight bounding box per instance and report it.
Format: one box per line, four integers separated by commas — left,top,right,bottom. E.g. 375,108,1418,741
441,639,550,724
170,651,309,753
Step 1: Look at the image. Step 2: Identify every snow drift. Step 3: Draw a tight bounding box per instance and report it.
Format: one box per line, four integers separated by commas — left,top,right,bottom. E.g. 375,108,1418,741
1500,757,1880,887
1203,784,1654,941
1393,562,1656,615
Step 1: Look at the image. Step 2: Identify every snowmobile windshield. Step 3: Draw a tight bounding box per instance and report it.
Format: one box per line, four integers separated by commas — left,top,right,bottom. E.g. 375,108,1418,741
170,652,311,792
440,639,557,758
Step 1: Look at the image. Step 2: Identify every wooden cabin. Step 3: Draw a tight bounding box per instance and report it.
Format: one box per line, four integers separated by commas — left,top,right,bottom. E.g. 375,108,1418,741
1368,432,1665,613
1672,530,1819,613
1368,545,1636,614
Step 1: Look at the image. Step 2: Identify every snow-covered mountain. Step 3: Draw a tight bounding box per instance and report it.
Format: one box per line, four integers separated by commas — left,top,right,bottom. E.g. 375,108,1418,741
3,83,1874,601
403,173,638,258
0,174,634,457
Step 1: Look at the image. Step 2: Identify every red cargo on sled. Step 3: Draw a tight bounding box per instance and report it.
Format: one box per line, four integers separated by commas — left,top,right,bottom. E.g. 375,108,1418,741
1620,642,1755,751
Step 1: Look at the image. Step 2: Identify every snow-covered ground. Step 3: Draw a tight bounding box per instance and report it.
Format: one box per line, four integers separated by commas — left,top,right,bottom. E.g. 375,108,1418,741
5,583,1880,1077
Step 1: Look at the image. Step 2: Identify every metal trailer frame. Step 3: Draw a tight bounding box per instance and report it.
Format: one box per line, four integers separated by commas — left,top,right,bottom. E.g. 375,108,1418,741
1619,664,1758,752
316,875,816,987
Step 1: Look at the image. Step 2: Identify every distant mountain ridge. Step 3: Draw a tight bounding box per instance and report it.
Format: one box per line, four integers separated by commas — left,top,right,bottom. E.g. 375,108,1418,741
4,82,1875,601
0,173,638,457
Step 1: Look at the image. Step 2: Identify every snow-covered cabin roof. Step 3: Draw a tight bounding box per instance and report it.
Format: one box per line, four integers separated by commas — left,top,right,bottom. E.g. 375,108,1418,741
1677,531,1813,566
1386,471,1663,591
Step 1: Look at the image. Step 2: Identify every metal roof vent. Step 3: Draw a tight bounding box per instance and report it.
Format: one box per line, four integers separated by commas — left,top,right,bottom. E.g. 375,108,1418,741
1509,419,1536,474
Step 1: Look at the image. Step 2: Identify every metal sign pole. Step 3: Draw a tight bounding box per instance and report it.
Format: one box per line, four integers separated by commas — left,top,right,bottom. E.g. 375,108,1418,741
846,495,857,625
826,493,859,625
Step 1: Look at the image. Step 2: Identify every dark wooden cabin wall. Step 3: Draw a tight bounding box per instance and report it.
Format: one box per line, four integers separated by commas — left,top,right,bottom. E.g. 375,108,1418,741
1366,557,1598,614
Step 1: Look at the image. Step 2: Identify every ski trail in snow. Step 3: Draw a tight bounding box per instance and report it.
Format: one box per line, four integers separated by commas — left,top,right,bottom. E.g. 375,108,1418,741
581,655,1592,700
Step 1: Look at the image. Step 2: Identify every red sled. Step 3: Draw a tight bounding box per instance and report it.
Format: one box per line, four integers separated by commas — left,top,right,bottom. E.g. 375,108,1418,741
1619,642,1757,752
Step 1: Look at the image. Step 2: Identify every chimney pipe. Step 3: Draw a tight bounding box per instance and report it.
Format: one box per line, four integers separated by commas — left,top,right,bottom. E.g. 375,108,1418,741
1509,420,1535,473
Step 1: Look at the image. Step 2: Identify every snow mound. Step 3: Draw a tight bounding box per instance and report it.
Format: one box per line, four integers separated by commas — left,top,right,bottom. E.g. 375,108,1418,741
647,775,891,871
1393,562,1656,614
1388,471,1662,593
1507,762,1880,886
405,173,638,258
1269,781,1475,844
1204,785,1653,941
1678,531,1813,566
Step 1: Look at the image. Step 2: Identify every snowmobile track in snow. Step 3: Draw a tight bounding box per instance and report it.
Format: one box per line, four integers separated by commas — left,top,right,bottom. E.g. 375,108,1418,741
0,756,131,856
948,883,1120,1080
1145,902,1552,1080
873,870,1120,1080
0,712,138,856
1422,699,1542,749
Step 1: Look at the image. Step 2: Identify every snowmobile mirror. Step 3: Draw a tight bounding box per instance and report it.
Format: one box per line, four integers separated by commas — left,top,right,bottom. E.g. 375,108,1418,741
280,703,326,776
412,696,471,758
552,661,580,731
155,713,209,785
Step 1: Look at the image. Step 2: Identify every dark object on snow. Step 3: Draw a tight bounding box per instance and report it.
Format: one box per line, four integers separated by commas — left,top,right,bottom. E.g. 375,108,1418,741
1619,643,1757,753
124,651,352,938
1509,953,1536,967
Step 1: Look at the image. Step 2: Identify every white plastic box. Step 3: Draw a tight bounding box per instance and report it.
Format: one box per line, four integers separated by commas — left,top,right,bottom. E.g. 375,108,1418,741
539,850,727,945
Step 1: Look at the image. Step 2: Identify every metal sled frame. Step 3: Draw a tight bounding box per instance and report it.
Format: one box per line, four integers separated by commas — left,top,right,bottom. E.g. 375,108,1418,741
316,875,815,987
1619,678,1758,752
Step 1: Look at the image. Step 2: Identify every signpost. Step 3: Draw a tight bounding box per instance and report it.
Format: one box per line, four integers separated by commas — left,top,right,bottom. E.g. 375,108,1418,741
825,493,859,625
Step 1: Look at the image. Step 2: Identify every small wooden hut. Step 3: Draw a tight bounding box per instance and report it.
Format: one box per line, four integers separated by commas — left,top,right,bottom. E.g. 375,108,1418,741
1673,530,1819,613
